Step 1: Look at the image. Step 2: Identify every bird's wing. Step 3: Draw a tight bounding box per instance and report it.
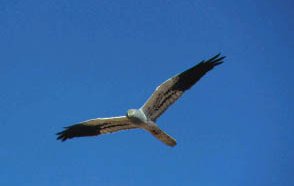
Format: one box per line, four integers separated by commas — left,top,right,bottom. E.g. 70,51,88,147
141,53,225,121
56,116,137,141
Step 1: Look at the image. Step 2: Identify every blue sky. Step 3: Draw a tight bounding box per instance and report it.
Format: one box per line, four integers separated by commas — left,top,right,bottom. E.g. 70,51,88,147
0,0,293,185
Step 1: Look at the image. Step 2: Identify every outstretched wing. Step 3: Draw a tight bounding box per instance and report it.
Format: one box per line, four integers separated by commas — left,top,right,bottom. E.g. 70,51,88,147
56,116,137,141
141,53,225,121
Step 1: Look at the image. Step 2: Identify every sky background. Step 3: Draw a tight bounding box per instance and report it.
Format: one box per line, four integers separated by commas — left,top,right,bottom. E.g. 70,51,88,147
0,0,293,185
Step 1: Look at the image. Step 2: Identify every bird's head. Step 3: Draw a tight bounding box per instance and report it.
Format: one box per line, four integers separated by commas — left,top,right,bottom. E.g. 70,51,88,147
126,109,137,118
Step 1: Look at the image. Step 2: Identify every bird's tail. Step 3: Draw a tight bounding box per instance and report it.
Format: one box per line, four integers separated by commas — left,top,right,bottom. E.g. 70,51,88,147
145,122,177,147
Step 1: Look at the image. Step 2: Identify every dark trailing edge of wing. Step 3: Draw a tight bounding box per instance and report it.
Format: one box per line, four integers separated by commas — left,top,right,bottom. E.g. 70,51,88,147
56,123,101,142
172,53,225,91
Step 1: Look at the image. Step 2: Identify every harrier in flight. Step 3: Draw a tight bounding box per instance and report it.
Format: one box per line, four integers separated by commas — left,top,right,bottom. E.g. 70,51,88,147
56,53,225,147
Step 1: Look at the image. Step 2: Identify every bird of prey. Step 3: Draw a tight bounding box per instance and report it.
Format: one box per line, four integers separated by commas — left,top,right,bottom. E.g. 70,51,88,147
56,53,225,147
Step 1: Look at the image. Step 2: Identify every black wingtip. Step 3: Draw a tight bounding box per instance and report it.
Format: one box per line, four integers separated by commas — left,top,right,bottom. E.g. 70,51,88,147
56,130,68,142
203,53,225,68
210,53,221,60
56,125,76,142
207,53,225,64
55,124,78,142
172,53,225,91
56,123,101,142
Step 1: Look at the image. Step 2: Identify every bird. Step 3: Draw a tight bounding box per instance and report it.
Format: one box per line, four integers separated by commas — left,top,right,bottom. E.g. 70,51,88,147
56,53,225,147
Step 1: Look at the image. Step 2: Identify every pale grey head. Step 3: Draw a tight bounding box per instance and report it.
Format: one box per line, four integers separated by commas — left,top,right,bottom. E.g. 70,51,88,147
126,109,148,123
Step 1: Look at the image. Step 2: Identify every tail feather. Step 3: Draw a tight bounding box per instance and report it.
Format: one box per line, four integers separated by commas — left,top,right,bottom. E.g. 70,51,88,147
145,123,177,147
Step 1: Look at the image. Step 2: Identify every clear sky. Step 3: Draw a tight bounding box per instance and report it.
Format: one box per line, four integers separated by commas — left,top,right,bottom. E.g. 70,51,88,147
0,0,293,185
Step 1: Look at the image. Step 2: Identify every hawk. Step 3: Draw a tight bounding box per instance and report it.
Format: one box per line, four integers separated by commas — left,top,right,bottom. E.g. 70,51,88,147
56,53,225,147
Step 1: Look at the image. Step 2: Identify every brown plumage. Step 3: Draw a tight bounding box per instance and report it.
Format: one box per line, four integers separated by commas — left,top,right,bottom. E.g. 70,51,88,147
56,53,225,146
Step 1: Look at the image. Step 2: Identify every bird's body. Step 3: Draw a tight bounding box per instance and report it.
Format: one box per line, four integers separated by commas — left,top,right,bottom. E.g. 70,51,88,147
126,108,177,146
56,53,225,147
126,109,148,124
